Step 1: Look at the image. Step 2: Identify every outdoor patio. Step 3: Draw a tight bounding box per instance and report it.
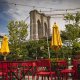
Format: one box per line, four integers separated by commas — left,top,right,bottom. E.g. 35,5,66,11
0,0,80,80
0,59,80,80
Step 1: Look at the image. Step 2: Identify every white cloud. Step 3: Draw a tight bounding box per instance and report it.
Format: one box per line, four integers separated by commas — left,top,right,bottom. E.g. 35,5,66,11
6,0,80,21
0,0,80,36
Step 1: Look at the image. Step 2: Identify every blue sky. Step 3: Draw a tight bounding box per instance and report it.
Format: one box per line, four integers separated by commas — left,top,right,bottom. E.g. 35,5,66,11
0,0,80,36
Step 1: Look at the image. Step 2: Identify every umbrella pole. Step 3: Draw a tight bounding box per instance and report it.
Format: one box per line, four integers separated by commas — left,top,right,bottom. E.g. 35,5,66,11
4,56,6,61
56,52,58,61
55,50,58,61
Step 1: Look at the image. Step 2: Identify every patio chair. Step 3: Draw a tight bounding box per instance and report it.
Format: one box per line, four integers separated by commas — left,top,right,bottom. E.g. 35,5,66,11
0,61,8,80
72,59,79,79
55,60,67,79
9,62,19,80
57,60,67,71
20,61,35,80
60,60,75,80
36,59,57,80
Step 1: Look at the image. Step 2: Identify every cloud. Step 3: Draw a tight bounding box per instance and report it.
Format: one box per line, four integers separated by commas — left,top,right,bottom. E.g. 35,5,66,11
1,0,80,21
0,0,10,12
0,0,80,35
7,8,29,21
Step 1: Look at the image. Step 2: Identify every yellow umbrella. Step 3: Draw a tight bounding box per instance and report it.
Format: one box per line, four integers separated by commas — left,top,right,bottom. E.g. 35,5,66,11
51,23,62,59
1,35,10,60
0,48,1,53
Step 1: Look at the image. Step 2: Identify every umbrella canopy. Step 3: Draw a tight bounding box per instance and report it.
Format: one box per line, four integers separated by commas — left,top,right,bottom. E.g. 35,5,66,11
0,35,10,56
51,22,62,51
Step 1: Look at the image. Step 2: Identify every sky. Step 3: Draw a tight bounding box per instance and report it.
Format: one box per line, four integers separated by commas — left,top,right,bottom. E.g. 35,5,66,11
0,0,80,38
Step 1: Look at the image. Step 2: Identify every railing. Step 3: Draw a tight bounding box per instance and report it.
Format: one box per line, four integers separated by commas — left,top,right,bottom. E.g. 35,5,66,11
0,59,78,80
0,60,36,80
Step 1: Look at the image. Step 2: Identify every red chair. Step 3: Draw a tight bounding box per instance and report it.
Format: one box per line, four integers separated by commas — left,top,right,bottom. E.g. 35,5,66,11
36,59,56,80
57,60,67,71
55,60,67,79
0,61,8,80
20,61,35,80
60,60,75,80
9,62,18,80
72,59,78,79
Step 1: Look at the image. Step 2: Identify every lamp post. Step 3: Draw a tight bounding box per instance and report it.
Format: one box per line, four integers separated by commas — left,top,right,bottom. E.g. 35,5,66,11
46,26,50,58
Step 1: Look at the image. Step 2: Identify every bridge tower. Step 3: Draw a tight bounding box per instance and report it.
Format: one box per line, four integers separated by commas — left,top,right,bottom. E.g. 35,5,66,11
30,10,50,40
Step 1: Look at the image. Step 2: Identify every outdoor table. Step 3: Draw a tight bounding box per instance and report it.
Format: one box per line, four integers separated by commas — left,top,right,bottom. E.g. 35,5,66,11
61,69,75,80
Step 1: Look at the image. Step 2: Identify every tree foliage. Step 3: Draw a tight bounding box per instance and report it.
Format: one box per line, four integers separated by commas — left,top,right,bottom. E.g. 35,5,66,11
61,12,80,41
26,39,50,59
61,12,80,56
7,20,28,60
64,13,74,23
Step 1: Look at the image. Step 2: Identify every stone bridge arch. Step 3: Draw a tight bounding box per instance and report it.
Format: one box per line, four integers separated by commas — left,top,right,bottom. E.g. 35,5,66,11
30,10,50,40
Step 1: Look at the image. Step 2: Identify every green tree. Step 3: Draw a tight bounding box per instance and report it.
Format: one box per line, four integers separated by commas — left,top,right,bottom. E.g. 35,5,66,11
61,12,80,57
73,42,80,54
7,20,28,60
26,39,50,60
61,12,80,41
64,13,74,23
